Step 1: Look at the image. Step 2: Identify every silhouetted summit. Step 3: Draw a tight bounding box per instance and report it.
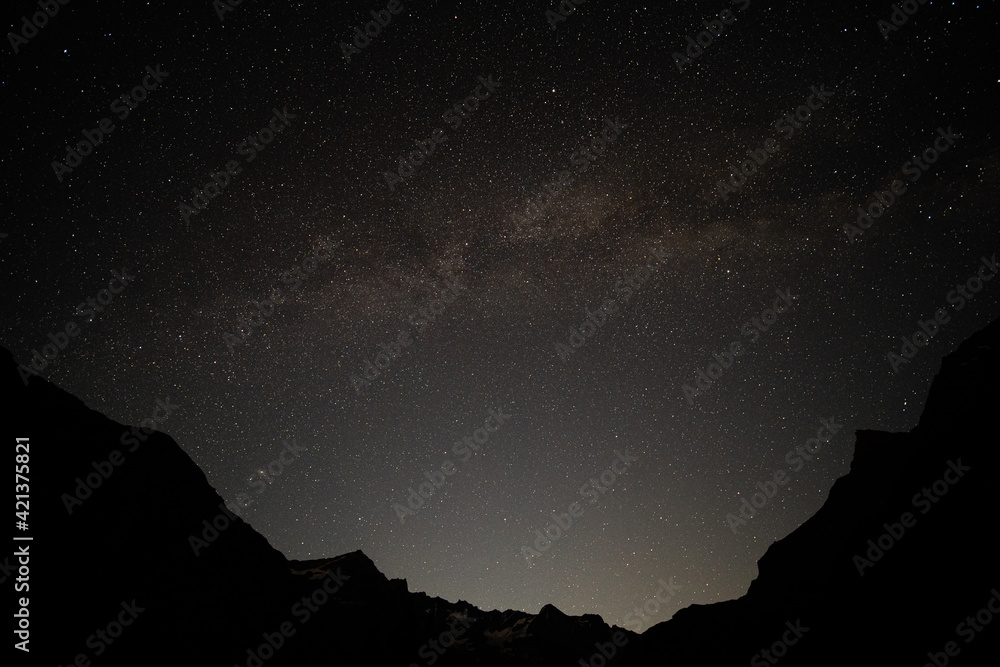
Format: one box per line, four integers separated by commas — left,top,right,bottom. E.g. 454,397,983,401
6,317,999,666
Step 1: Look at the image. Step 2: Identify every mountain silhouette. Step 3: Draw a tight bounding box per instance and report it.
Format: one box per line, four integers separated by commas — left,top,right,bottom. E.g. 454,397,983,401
5,317,999,666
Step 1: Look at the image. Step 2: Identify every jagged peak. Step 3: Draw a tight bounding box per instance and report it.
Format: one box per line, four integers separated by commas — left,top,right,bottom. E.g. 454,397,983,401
538,603,567,618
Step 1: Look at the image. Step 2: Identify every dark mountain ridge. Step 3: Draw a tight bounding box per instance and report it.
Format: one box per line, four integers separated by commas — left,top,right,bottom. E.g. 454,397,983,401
5,317,998,666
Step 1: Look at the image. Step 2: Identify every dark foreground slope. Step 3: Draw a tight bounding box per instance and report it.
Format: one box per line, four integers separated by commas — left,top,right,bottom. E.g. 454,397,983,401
4,317,998,667
3,349,633,667
619,318,1000,666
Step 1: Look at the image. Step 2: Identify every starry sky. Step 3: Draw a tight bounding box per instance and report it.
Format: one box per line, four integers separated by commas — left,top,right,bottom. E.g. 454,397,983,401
4,0,999,632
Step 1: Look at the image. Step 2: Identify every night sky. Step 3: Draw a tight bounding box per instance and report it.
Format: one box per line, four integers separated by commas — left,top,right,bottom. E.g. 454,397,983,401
4,0,998,632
